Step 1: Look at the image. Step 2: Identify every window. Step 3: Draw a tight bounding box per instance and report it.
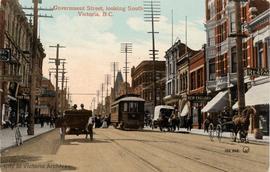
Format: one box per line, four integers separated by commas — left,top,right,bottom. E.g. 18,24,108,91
129,102,138,112
219,55,225,76
208,29,215,46
230,12,236,33
257,42,263,68
124,103,128,112
231,47,237,73
209,59,216,80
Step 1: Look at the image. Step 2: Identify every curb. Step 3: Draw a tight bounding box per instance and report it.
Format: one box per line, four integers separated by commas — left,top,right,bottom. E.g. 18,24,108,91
0,128,56,153
189,131,269,144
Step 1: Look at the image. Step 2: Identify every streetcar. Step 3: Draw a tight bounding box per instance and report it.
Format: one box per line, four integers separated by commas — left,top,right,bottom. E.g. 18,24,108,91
111,94,145,130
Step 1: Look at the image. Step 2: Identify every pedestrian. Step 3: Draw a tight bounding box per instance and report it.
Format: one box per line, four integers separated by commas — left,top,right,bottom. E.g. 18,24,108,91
49,115,54,128
80,104,85,110
73,104,78,110
101,115,108,128
40,114,44,128
86,114,94,141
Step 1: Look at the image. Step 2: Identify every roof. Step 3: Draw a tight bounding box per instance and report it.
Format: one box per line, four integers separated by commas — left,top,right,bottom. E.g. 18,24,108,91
112,96,145,106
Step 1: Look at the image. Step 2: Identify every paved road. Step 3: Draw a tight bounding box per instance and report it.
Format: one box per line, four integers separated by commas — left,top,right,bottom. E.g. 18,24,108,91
1,128,269,172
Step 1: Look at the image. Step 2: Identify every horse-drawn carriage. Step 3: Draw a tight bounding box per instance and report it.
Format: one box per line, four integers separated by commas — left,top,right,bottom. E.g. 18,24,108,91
55,109,93,141
204,106,256,143
151,105,176,131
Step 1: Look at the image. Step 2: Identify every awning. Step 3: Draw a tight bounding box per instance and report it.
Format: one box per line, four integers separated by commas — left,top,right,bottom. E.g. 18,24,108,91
233,82,270,109
180,103,189,117
201,91,228,113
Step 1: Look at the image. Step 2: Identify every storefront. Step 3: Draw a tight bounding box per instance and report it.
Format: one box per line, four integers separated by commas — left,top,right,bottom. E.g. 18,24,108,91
233,79,270,135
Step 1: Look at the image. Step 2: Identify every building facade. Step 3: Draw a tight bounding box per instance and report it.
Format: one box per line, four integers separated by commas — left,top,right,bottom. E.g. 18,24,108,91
38,77,56,117
0,0,46,126
163,40,189,107
204,0,269,135
188,47,207,129
131,60,166,114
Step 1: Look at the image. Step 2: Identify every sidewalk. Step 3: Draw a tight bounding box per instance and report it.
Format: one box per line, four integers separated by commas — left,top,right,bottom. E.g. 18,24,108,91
0,124,55,152
188,128,269,144
144,127,269,144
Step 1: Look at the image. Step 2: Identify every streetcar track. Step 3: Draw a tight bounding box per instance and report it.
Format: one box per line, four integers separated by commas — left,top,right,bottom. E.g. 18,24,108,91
125,129,267,165
98,132,163,172
145,132,267,165
100,130,229,172
111,129,267,168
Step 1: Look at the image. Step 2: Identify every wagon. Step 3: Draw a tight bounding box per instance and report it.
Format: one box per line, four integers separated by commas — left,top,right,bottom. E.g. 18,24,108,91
55,109,92,141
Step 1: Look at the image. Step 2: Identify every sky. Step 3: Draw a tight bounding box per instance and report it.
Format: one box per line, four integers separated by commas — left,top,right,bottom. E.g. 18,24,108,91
19,0,206,109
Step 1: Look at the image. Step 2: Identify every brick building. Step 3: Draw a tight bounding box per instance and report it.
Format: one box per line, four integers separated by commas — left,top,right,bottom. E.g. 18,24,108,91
204,0,269,135
0,0,46,126
188,46,207,129
38,77,56,117
131,60,166,114
204,0,269,114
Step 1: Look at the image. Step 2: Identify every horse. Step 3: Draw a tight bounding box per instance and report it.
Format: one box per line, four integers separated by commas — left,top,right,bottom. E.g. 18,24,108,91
158,115,170,132
232,106,256,142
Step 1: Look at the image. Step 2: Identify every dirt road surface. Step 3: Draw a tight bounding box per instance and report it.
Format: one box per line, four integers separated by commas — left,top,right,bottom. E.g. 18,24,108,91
1,128,269,172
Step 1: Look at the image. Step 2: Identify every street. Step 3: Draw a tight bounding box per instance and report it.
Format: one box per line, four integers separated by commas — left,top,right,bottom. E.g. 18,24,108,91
1,128,269,172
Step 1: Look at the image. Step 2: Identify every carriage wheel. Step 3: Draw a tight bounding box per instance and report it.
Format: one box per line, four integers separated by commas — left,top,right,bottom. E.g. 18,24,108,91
216,124,222,142
208,123,214,141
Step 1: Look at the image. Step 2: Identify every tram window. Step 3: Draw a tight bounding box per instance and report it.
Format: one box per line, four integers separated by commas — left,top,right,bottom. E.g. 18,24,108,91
124,103,128,112
129,102,138,112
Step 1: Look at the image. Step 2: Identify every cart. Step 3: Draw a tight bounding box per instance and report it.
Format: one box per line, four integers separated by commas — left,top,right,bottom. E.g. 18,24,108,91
55,109,92,141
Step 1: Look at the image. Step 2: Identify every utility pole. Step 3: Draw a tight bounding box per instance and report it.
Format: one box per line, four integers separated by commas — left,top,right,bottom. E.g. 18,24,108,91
230,0,246,115
96,90,100,115
28,0,39,135
105,74,111,97
60,62,67,115
101,83,104,115
121,43,132,95
49,44,65,116
111,62,119,101
144,0,160,109
65,77,69,110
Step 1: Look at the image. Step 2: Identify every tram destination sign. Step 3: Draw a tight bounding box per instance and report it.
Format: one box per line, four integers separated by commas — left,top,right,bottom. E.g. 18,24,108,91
245,68,270,76
0,48,11,62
